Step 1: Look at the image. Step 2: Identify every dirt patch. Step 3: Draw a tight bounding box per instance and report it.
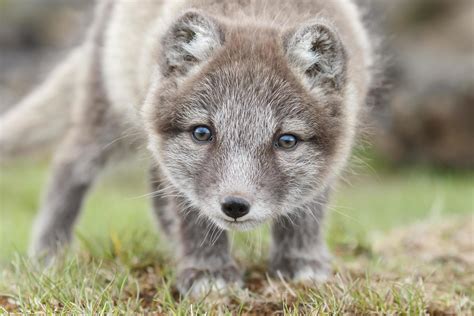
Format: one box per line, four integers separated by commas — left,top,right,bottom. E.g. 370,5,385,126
374,215,473,265
0,295,18,313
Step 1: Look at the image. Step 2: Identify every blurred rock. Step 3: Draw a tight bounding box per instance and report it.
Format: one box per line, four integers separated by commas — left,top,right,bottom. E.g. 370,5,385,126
0,0,93,112
370,0,474,168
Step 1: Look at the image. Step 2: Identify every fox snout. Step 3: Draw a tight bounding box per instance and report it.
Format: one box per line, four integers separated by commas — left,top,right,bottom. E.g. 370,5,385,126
221,196,251,219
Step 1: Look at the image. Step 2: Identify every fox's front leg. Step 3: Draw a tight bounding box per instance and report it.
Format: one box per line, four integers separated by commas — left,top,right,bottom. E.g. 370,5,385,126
269,191,331,283
163,197,242,296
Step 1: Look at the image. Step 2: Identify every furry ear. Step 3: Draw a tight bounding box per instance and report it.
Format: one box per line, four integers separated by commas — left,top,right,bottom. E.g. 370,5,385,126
160,10,225,76
283,23,346,91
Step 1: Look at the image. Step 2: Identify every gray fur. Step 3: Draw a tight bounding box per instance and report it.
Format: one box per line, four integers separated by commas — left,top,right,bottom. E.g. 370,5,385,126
174,201,241,295
269,190,331,281
149,167,241,295
30,0,133,258
3,0,375,296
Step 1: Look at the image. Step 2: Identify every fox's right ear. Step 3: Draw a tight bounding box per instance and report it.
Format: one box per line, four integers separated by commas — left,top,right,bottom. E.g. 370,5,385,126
160,10,225,76
283,22,347,92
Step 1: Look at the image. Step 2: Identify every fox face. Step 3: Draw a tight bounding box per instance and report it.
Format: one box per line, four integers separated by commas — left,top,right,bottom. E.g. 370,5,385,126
144,11,348,230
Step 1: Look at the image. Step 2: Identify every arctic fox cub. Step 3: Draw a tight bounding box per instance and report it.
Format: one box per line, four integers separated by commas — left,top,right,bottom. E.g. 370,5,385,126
0,0,374,295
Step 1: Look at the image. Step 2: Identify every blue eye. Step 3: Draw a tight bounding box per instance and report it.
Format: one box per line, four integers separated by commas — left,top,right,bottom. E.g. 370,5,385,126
276,134,298,149
192,126,213,142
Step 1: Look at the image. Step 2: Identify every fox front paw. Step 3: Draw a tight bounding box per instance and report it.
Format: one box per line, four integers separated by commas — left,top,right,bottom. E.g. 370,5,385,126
29,239,64,267
176,264,243,298
270,256,331,284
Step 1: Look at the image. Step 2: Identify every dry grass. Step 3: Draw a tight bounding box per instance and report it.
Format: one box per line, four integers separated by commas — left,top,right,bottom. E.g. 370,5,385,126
1,216,472,314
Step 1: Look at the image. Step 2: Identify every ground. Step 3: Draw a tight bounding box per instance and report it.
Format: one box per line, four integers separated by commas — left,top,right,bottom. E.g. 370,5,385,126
0,152,473,314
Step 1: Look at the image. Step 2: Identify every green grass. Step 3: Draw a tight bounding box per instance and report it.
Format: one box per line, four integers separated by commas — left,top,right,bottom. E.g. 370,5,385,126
0,154,473,314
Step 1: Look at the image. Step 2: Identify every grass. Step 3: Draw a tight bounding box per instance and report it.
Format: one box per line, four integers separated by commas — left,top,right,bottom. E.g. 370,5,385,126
0,152,473,314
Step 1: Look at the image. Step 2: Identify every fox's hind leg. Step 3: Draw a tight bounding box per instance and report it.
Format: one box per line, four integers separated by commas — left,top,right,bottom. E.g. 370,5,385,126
28,82,125,260
28,0,122,260
149,167,242,297
29,125,115,259
29,84,131,260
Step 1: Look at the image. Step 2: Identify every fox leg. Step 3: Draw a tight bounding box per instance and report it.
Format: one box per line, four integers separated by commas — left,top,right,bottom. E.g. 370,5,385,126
29,127,115,259
28,0,125,260
269,190,331,283
149,166,177,238
29,89,134,260
29,89,126,259
174,204,242,296
149,168,241,296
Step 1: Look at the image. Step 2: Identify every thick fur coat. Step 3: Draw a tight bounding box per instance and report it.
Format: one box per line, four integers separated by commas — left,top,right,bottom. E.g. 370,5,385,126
0,0,374,296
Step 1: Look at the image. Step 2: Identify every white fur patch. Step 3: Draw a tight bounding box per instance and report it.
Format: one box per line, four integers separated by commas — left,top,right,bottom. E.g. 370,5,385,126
183,25,220,62
292,32,321,70
293,266,330,284
187,276,243,299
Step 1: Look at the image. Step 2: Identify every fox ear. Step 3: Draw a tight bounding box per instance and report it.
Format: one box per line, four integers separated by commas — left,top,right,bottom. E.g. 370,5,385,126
283,23,346,91
160,10,225,76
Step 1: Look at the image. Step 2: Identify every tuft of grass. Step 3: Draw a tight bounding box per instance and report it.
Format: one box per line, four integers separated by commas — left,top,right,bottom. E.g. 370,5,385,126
1,157,473,313
1,216,472,314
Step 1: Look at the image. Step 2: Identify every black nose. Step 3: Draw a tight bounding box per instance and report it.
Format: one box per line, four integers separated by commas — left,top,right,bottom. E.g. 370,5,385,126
221,197,250,219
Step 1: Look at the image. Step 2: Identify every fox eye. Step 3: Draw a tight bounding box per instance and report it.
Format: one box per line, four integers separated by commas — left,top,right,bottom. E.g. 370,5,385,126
192,126,213,142
275,134,298,149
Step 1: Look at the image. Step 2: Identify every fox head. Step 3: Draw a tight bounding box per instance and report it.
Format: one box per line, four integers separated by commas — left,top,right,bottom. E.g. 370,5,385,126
144,10,352,230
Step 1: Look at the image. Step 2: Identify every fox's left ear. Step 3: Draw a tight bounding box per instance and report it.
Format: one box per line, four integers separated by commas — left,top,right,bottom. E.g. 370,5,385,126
160,10,225,76
283,23,346,92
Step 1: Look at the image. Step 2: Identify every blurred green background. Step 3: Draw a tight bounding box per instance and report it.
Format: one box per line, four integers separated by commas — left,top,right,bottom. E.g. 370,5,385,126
1,152,472,262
